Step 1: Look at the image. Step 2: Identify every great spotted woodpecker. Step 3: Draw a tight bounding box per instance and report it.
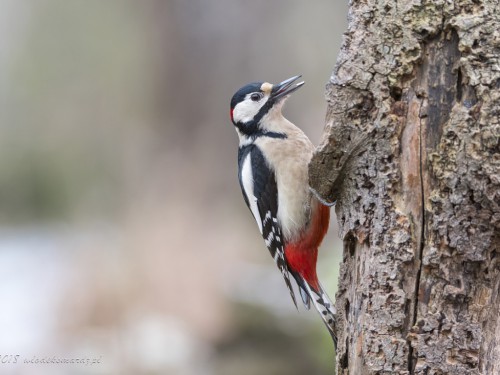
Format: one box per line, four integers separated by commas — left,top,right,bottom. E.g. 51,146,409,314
230,75,337,346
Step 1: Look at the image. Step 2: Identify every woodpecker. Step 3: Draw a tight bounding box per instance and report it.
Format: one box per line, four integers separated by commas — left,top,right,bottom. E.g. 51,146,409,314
230,75,337,346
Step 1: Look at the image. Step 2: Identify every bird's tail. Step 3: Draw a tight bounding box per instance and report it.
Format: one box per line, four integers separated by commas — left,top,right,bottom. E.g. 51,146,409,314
295,276,338,349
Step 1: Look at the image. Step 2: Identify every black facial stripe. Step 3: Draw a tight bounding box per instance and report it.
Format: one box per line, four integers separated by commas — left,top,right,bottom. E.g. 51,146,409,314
253,98,275,124
233,97,280,138
235,120,287,140
234,118,259,136
259,131,287,139
231,81,279,137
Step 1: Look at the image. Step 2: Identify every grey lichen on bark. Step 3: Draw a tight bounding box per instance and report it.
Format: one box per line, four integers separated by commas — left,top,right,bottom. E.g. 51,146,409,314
309,0,500,374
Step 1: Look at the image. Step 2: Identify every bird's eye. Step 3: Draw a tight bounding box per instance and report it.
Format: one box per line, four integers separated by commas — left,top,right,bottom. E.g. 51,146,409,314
250,93,262,102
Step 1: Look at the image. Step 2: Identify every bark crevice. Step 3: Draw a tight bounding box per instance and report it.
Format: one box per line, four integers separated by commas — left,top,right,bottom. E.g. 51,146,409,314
408,90,426,375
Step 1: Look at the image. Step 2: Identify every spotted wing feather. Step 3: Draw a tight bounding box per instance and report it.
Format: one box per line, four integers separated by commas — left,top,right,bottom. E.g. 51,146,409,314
238,144,297,307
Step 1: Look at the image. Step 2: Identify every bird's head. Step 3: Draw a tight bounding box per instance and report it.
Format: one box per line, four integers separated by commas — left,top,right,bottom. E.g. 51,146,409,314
230,75,304,136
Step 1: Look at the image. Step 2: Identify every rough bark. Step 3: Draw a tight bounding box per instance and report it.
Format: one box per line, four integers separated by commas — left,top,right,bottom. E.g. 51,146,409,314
309,0,500,374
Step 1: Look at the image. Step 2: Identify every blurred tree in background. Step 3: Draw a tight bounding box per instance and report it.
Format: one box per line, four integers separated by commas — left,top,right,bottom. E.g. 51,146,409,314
0,1,347,374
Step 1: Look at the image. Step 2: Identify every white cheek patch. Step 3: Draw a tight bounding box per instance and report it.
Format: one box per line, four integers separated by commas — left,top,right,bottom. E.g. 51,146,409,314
232,95,268,124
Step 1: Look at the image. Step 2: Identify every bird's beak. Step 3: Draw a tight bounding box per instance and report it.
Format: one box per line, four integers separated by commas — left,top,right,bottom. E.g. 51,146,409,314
271,75,305,101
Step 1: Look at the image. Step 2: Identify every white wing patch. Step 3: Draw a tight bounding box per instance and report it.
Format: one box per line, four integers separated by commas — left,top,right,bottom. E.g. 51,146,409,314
241,152,263,234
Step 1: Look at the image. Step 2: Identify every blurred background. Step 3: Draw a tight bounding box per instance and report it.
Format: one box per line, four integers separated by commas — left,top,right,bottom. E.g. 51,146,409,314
0,1,347,374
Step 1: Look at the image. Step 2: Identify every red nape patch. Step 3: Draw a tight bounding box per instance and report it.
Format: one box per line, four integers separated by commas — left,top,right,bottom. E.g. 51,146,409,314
230,108,234,122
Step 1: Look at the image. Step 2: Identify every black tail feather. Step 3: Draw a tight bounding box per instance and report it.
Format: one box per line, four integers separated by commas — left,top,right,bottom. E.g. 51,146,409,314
292,273,338,349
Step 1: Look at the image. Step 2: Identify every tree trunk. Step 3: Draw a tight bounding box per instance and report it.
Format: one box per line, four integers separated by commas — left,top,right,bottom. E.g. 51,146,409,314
309,0,500,374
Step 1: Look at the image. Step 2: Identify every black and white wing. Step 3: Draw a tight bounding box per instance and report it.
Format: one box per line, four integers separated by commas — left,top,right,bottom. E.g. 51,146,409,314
238,144,298,307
